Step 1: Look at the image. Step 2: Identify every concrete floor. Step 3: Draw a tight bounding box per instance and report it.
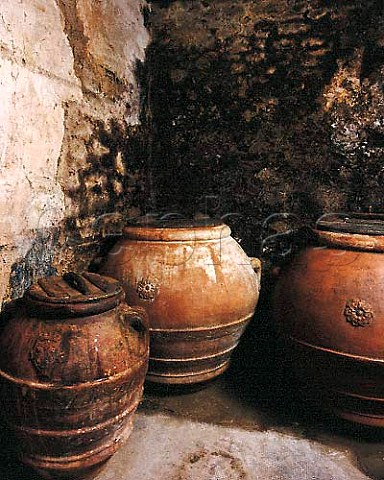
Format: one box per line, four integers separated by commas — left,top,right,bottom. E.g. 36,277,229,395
3,373,379,480
1,304,384,479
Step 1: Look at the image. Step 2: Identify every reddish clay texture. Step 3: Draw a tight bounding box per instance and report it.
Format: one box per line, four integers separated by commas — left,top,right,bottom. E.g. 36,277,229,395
101,218,261,385
273,213,384,427
0,272,149,478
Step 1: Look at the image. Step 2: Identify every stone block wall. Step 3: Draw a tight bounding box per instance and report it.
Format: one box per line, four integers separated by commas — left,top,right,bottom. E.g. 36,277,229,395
0,0,150,304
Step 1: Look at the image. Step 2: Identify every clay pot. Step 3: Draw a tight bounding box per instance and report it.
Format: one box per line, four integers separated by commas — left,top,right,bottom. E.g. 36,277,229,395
272,213,384,427
0,272,149,478
100,217,261,385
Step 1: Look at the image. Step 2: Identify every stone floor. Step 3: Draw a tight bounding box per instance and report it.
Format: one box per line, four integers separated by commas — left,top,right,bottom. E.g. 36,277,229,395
1,303,384,479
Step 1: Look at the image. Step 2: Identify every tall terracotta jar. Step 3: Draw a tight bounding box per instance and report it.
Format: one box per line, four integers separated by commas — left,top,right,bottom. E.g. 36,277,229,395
272,213,384,427
100,217,261,385
0,272,149,479
102,219,260,384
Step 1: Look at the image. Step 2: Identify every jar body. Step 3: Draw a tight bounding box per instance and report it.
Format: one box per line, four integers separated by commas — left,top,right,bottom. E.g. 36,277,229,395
101,222,260,384
273,234,384,427
0,296,149,478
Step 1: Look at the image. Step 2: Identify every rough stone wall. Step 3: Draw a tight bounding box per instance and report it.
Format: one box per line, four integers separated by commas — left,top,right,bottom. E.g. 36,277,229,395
0,0,150,305
147,0,384,257
1,0,383,304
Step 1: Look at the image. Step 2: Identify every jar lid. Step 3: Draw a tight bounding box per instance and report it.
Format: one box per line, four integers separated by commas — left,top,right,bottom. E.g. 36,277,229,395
315,213,384,252
316,213,384,235
123,216,231,242
25,272,124,317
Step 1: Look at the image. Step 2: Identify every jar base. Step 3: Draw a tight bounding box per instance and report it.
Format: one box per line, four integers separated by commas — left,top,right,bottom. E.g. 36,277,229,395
30,459,108,480
329,391,384,428
19,416,135,479
279,336,384,429
146,361,230,385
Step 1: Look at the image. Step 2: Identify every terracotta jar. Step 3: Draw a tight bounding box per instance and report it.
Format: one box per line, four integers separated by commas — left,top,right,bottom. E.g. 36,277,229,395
272,213,384,427
100,217,261,385
0,272,149,479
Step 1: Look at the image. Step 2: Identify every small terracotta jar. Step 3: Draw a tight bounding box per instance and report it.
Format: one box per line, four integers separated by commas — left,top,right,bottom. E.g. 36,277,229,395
0,272,149,479
100,217,261,385
272,213,384,427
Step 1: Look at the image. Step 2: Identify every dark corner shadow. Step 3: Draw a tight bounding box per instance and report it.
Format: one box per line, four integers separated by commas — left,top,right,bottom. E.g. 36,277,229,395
0,303,44,479
223,274,309,426
0,417,42,480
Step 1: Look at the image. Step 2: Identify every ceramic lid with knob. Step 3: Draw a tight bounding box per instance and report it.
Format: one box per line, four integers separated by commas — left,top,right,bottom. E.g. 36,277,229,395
25,272,124,317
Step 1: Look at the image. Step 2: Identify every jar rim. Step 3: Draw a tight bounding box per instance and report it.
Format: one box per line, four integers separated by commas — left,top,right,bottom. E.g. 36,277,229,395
314,229,384,252
122,217,231,242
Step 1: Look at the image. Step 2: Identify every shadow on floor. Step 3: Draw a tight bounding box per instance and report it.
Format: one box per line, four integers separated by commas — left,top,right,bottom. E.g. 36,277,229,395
0,420,41,480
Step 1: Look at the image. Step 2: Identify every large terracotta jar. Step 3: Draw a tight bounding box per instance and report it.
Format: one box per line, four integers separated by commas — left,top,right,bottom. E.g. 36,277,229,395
100,217,261,385
0,272,149,479
272,213,384,427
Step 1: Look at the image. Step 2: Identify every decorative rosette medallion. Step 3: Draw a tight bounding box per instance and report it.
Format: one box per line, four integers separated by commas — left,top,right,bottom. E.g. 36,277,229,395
344,299,374,327
30,332,68,379
136,278,159,301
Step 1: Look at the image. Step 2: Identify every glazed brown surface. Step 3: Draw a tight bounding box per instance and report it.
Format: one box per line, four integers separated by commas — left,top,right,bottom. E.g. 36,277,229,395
0,273,149,479
273,222,384,427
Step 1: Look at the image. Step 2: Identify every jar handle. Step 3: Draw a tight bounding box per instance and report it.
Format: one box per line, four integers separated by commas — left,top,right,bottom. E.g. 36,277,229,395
260,213,311,265
120,304,150,358
249,257,262,285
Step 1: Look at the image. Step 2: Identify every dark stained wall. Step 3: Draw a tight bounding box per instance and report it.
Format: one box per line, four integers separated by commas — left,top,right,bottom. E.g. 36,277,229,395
147,0,384,256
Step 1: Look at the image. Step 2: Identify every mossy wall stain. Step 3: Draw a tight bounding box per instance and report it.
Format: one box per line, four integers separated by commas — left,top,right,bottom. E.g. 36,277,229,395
9,232,59,300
